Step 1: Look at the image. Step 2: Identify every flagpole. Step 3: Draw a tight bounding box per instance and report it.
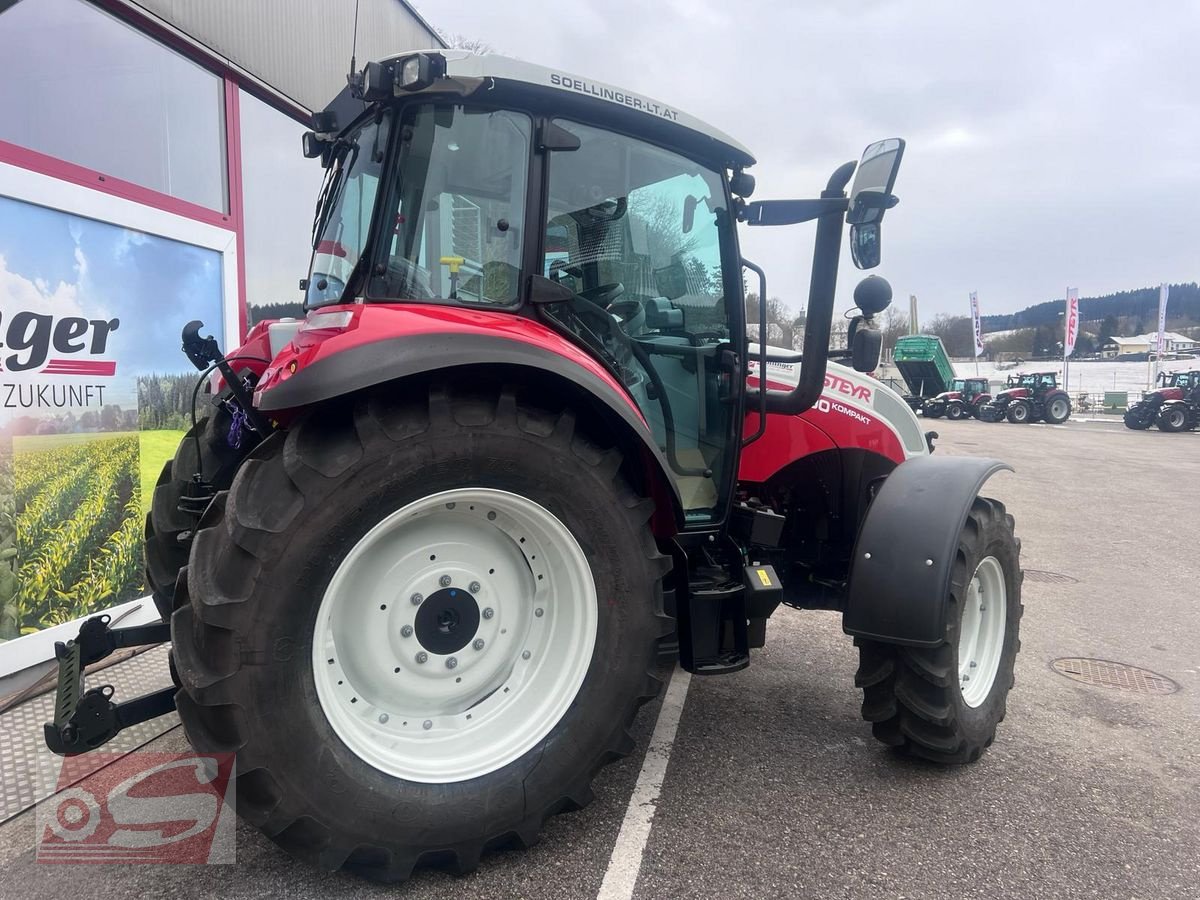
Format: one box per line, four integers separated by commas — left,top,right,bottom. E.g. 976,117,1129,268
1065,290,1075,396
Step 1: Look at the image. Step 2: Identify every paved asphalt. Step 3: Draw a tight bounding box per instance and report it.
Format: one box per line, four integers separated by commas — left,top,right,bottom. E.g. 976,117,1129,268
1,416,1197,899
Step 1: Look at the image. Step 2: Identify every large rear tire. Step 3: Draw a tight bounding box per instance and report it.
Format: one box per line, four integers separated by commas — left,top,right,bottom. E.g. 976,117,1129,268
144,397,247,620
1156,404,1190,432
855,497,1022,764
171,381,669,881
1043,394,1071,425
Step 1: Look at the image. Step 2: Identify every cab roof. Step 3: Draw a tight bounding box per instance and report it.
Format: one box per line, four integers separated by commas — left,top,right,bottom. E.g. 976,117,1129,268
322,50,756,170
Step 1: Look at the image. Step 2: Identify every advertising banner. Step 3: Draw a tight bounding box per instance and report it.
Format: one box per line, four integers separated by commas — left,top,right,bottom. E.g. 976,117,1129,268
1156,283,1169,353
1064,287,1079,357
0,195,222,640
969,291,985,357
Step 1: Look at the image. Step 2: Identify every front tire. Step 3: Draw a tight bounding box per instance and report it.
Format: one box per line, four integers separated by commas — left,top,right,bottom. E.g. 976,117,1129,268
1006,400,1032,424
945,402,967,421
144,398,247,620
1123,403,1154,430
171,382,669,881
855,498,1022,764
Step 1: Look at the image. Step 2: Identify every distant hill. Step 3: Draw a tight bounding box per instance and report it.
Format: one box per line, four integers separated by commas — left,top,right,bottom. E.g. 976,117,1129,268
981,283,1200,332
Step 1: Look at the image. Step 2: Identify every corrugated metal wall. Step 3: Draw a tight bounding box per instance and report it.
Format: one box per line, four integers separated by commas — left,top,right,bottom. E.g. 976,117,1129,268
125,0,444,113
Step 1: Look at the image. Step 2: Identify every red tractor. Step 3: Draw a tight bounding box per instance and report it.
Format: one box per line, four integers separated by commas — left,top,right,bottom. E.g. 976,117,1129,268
1124,370,1200,432
44,52,1023,882
977,372,1071,424
922,377,992,420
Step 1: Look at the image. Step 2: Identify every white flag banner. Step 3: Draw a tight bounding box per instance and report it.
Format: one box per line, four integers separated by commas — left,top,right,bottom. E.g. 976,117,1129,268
1157,283,1169,353
1064,288,1079,357
969,292,985,357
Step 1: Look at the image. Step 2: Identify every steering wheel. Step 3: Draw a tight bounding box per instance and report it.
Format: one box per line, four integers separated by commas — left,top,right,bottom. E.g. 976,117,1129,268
376,257,434,299
577,282,624,310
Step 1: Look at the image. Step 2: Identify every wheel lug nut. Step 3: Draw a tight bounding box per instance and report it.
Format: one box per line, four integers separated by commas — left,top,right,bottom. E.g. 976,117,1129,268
446,657,458,670
962,674,971,681
522,650,531,660
469,581,481,593
534,608,544,618
415,652,428,664
969,661,977,668
422,719,433,730
439,575,452,587
379,713,389,724
401,625,413,638
979,605,986,612
411,593,423,606
482,607,494,619
473,638,485,651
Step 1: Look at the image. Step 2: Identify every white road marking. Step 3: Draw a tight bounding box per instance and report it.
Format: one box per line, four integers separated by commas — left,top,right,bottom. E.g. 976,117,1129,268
596,666,692,900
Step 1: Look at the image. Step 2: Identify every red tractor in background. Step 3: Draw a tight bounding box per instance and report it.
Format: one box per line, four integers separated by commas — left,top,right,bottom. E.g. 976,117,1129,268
923,377,992,420
45,52,1023,883
978,372,1072,424
1124,370,1200,432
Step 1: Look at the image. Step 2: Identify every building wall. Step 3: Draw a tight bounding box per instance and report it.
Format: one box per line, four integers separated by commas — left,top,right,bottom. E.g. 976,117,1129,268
123,0,445,113
0,0,442,670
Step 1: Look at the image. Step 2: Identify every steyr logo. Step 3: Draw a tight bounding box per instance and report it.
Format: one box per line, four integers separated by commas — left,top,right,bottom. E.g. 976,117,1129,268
37,752,235,864
823,372,872,402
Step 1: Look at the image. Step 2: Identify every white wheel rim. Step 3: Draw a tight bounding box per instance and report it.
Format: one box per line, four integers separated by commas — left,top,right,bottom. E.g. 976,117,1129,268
1050,399,1068,419
312,487,597,783
1013,404,1026,421
957,556,1007,708
1167,410,1185,428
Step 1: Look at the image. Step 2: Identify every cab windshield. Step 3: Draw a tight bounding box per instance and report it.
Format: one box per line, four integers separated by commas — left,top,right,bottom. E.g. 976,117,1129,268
306,104,532,308
306,111,391,308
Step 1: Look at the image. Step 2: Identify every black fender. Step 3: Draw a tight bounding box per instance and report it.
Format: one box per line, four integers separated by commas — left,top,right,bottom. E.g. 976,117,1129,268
843,455,1012,647
256,332,684,526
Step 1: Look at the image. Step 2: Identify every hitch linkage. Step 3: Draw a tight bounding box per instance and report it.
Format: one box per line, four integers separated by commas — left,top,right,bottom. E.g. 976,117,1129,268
43,615,176,756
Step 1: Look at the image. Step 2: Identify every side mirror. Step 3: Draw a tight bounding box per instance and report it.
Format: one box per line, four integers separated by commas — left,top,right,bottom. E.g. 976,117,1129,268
682,195,698,234
847,139,904,270
850,222,881,269
848,317,883,373
847,139,905,225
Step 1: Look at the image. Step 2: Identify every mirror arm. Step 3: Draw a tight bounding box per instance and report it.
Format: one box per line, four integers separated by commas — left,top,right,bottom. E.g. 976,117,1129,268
742,257,769,447
753,160,856,416
741,197,848,226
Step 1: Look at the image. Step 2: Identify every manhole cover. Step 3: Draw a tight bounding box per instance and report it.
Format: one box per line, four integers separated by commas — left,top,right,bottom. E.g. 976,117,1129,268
1051,658,1179,694
1024,569,1078,584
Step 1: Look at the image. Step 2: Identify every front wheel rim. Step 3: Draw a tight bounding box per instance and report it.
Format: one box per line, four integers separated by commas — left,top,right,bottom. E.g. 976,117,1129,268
957,556,1007,708
1167,410,1185,428
312,487,598,783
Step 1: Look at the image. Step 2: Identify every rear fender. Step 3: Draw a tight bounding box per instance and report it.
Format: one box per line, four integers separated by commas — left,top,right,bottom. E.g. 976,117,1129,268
843,455,1012,647
255,327,683,532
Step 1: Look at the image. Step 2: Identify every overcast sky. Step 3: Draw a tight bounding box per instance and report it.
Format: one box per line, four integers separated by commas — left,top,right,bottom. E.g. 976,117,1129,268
420,0,1198,320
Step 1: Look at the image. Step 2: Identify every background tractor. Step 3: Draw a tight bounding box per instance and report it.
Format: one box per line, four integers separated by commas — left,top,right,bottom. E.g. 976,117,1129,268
45,51,1023,883
1124,370,1200,431
923,377,992,420
978,372,1071,424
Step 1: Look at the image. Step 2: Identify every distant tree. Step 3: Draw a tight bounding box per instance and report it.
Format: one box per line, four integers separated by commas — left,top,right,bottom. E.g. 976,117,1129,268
923,314,974,357
436,30,494,54
879,307,907,355
1098,315,1119,343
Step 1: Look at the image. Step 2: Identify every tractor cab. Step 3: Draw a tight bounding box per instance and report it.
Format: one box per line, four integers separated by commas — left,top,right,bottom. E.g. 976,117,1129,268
1151,370,1200,400
289,50,904,531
